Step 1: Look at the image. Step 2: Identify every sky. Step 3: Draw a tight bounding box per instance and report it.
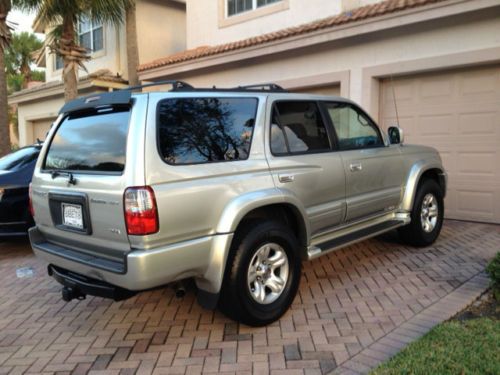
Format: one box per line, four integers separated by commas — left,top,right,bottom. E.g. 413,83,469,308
7,9,44,39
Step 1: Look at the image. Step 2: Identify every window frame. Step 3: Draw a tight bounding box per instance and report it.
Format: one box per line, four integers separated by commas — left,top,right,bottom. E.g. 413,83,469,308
269,100,337,157
320,101,386,151
155,96,259,166
77,17,104,53
226,0,282,17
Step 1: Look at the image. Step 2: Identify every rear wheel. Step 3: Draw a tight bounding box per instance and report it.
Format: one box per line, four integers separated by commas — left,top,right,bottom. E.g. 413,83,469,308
219,221,301,326
399,179,444,247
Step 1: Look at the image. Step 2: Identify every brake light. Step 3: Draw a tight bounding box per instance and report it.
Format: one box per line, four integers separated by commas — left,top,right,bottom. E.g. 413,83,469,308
28,183,34,217
124,186,159,235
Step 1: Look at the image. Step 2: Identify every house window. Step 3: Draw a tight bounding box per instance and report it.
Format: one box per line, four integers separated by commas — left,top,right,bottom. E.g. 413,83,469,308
78,17,104,52
55,54,64,70
227,0,282,17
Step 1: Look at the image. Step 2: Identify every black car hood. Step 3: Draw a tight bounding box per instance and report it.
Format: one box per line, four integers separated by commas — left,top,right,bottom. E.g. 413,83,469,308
0,163,36,188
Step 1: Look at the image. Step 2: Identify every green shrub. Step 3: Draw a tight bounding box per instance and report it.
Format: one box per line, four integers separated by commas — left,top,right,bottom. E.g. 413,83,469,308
486,252,500,300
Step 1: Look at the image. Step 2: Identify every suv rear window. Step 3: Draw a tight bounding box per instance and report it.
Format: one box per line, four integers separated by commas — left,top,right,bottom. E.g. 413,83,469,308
157,97,258,164
44,108,130,173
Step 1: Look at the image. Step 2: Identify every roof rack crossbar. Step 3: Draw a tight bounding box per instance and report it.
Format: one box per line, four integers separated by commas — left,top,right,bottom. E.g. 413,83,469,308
124,80,194,92
232,83,287,92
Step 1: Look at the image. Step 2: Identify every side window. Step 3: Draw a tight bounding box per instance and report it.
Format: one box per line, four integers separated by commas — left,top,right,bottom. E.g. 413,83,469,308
271,101,331,155
157,97,257,165
324,102,383,150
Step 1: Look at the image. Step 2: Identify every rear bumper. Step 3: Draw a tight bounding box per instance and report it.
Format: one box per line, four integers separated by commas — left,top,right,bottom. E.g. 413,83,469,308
30,227,233,293
0,222,31,236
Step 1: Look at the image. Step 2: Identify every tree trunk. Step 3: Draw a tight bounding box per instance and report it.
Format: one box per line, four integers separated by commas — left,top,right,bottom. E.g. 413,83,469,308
62,17,78,102
0,45,10,156
126,3,140,87
0,0,11,156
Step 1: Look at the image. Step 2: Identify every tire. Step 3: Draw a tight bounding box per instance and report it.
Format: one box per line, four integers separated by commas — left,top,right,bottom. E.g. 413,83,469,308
219,221,302,326
399,179,444,247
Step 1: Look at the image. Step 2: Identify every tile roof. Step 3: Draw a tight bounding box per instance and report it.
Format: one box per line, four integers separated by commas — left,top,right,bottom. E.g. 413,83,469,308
138,0,446,72
9,69,127,98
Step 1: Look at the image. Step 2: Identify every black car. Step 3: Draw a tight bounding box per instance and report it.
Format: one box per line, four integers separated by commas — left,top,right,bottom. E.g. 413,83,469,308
0,144,42,236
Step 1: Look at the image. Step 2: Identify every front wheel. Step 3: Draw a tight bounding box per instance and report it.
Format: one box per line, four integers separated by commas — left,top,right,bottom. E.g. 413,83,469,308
219,221,302,326
399,179,444,247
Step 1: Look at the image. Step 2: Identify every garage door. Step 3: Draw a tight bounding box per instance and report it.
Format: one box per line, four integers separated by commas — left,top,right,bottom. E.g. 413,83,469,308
32,119,54,143
293,84,341,96
379,65,500,224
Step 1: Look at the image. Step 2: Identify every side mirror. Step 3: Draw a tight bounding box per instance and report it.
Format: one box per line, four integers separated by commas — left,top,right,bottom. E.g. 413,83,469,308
388,126,404,145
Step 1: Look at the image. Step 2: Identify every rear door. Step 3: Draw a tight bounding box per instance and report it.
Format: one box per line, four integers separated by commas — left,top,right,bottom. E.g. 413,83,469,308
31,95,148,269
265,98,346,235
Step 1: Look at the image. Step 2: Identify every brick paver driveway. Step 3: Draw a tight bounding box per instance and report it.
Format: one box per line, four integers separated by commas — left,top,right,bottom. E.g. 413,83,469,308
0,220,498,375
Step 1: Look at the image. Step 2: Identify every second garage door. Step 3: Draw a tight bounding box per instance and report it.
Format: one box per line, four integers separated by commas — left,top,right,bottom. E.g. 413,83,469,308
379,65,500,224
32,119,54,143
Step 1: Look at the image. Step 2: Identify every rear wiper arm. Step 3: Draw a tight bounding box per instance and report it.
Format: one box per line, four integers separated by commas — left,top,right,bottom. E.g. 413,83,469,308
51,171,77,185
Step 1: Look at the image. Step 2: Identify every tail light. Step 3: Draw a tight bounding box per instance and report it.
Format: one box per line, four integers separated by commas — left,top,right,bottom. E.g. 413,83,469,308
28,183,34,217
124,186,159,235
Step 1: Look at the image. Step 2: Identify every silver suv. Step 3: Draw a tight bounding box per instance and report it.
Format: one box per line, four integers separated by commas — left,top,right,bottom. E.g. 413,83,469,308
30,82,446,326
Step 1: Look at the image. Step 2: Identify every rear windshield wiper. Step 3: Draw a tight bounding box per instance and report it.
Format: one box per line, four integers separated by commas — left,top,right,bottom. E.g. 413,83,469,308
51,170,77,185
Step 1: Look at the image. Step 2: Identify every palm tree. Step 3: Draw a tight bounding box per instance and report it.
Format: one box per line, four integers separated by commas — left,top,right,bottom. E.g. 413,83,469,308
0,0,12,156
5,31,43,88
14,0,134,102
125,3,139,87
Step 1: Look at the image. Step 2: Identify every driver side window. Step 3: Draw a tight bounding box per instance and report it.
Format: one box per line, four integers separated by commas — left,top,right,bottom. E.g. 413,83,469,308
325,102,383,150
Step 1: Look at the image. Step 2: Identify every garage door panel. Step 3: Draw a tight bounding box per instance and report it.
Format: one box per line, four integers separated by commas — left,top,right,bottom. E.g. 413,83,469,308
380,65,500,223
293,84,340,97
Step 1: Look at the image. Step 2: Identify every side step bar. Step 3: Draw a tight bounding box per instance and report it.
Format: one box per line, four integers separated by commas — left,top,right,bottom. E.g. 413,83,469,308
307,219,406,260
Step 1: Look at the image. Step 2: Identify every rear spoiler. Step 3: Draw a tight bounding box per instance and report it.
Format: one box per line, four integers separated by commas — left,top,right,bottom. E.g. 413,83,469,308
59,90,132,114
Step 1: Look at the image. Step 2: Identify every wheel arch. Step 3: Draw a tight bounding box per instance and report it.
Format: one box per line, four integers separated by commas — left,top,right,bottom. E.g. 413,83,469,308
196,189,310,297
401,161,447,212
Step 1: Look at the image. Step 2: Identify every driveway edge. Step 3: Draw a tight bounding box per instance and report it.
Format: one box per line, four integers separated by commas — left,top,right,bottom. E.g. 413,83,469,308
330,271,491,375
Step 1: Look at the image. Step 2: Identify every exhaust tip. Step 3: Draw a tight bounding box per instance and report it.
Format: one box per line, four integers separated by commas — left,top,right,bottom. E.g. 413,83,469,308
173,282,186,298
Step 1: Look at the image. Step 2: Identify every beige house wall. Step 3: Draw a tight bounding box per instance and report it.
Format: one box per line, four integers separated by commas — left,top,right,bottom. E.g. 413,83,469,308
17,97,63,146
45,22,128,83
186,0,382,48
136,0,187,65
142,10,500,119
43,0,186,83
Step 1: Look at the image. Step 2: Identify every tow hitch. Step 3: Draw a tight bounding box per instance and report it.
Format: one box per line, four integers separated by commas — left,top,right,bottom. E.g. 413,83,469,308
61,286,86,302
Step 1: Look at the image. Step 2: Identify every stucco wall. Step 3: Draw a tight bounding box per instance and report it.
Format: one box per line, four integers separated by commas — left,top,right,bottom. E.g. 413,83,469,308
151,10,500,119
45,23,127,83
136,0,187,65
186,0,382,48
17,97,63,146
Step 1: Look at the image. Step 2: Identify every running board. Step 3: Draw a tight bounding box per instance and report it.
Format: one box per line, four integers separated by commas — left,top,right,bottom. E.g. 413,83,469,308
307,219,405,260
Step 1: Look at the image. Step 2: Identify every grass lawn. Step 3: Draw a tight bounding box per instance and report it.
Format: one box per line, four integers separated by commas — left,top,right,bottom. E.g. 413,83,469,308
371,318,500,375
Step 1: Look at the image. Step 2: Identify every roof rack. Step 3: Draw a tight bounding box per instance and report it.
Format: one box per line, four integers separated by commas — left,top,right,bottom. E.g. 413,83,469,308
231,83,287,92
123,80,287,93
125,80,194,92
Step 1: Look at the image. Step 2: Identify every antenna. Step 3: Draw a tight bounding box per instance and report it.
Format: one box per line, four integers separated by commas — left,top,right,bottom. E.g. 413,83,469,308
389,74,400,130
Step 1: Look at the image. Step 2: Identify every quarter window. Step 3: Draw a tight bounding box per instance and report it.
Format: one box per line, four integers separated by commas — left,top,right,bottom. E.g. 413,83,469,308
227,0,282,16
157,97,258,165
271,101,331,155
78,17,103,52
324,103,383,150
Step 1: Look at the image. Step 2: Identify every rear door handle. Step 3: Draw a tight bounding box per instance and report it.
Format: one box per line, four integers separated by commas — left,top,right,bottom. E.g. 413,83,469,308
349,163,362,172
278,174,295,183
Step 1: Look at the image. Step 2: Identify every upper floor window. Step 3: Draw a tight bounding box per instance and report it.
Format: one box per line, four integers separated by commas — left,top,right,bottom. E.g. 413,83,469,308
55,54,64,70
78,17,103,52
227,0,282,17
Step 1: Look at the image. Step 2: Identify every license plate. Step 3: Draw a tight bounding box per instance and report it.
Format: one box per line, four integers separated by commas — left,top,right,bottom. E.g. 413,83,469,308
62,203,84,229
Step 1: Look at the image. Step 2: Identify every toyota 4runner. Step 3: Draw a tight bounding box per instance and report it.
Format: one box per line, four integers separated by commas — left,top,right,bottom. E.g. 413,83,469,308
29,81,446,326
